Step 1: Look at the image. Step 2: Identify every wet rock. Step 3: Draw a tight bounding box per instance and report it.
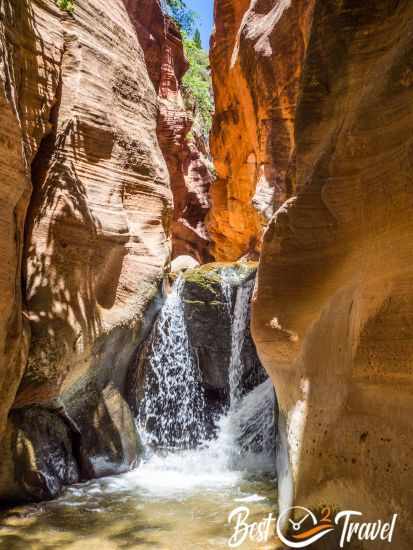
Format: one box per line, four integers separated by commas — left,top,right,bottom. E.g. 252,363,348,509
183,263,269,432
239,306,268,396
185,266,266,395
1,407,79,503
0,386,144,505
183,267,232,396
65,383,143,479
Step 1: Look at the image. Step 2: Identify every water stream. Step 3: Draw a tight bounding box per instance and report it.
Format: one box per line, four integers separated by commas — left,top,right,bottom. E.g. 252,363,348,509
227,278,255,402
0,273,278,549
138,277,207,449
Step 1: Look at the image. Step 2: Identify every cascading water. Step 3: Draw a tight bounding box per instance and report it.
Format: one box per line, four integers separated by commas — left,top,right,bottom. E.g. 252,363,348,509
3,267,279,549
227,278,255,402
215,270,276,472
135,269,276,483
220,273,233,318
138,277,206,449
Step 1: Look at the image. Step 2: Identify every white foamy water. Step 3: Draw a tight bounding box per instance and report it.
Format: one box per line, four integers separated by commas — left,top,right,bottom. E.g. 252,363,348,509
228,278,255,402
0,270,278,549
133,271,276,497
138,277,206,449
90,376,275,502
220,272,233,318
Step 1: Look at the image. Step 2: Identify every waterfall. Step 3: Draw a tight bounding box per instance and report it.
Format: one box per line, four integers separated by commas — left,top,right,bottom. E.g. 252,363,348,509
220,275,233,318
135,268,276,486
227,279,255,402
230,378,276,470
138,277,206,450
211,377,276,472
216,271,276,471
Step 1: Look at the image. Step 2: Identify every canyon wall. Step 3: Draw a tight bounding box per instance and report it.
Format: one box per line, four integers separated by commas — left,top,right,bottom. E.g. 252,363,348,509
209,0,313,260
212,0,413,547
0,0,187,502
130,0,213,263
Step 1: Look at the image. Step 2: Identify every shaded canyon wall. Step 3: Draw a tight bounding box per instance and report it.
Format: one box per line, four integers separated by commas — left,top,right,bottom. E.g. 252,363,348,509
211,0,413,547
129,0,214,263
0,0,206,502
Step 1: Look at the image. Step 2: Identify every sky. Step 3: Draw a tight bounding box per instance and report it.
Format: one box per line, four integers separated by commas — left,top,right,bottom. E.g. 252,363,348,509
185,0,214,50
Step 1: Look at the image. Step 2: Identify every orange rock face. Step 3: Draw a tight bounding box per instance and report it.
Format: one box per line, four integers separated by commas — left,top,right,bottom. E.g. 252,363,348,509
0,0,63,445
209,0,313,261
131,0,213,263
0,0,174,499
217,1,413,546
0,0,213,502
20,0,172,403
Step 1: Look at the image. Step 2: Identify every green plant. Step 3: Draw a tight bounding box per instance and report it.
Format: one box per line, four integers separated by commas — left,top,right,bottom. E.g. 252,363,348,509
56,0,74,12
183,267,221,294
182,35,213,139
193,28,202,49
162,2,213,139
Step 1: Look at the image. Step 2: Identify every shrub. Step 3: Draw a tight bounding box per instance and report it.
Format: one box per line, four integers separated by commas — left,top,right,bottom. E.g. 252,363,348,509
182,35,213,139
162,2,214,139
56,0,74,13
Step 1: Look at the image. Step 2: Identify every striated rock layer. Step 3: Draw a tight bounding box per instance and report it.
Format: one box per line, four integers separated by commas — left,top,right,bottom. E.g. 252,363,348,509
0,0,172,501
209,0,313,260
129,0,214,263
214,0,413,547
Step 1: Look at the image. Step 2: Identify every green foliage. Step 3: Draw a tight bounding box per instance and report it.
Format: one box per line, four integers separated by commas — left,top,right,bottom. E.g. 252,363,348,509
162,2,213,138
56,0,74,12
165,0,197,34
193,29,202,49
182,35,213,139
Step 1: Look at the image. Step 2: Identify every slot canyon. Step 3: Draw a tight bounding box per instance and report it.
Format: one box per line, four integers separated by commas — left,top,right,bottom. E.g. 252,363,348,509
0,0,412,548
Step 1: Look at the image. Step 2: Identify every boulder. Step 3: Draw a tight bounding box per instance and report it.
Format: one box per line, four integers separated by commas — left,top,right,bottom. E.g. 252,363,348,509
0,407,78,503
171,255,200,273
